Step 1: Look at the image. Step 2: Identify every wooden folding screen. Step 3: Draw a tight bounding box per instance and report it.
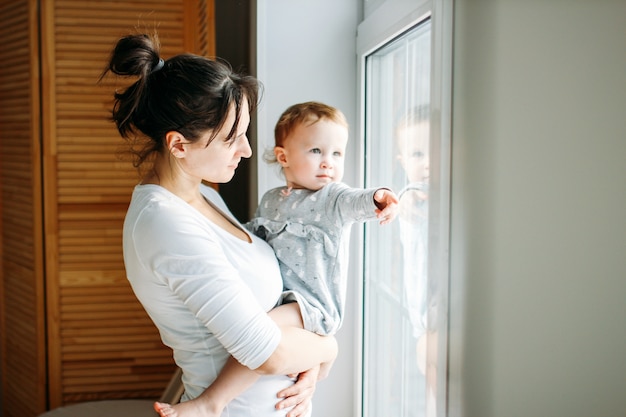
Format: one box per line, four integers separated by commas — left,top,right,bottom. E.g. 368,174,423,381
0,1,46,416
0,1,215,415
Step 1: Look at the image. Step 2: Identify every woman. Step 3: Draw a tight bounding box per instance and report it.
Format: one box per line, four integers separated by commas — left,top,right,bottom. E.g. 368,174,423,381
101,33,337,417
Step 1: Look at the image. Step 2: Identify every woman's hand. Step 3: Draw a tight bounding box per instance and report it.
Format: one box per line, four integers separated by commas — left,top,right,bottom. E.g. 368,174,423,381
275,365,321,417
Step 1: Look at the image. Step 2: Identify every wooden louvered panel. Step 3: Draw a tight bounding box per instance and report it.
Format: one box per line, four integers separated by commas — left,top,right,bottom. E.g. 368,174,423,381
0,1,46,416
195,0,216,56
3,262,43,415
1,0,215,414
58,284,174,403
42,0,195,407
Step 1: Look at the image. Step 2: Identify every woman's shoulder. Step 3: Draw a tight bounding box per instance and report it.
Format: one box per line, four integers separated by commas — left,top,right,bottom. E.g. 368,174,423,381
128,184,178,216
126,185,221,250
127,184,209,232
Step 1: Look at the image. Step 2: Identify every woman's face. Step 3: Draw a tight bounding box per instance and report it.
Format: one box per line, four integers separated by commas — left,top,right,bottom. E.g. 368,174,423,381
397,120,430,184
181,99,252,184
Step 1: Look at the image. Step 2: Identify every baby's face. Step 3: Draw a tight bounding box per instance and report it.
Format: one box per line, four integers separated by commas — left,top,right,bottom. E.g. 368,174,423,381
278,119,348,190
397,120,430,184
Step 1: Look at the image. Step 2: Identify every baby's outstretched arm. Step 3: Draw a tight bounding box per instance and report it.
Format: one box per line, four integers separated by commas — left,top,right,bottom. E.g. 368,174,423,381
154,303,306,417
373,188,399,225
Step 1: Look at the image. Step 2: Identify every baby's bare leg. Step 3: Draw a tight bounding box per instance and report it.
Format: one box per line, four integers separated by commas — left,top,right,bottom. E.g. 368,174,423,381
269,302,304,328
154,302,305,417
154,356,259,417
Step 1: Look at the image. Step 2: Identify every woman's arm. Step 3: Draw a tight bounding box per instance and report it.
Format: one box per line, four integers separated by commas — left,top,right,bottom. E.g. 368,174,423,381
154,303,331,417
264,303,337,416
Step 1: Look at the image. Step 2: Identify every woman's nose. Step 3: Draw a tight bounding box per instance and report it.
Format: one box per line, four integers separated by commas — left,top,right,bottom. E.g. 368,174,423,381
239,136,252,158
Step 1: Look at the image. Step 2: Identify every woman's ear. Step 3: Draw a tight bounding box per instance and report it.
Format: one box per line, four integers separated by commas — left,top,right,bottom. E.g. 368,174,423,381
166,131,187,158
274,146,288,167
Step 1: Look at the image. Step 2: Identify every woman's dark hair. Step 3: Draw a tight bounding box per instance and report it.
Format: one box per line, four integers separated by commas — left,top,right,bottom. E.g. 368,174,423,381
100,33,260,167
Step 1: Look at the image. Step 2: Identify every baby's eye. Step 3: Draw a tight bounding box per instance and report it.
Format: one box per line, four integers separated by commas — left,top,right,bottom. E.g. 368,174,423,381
310,148,321,154
333,151,343,157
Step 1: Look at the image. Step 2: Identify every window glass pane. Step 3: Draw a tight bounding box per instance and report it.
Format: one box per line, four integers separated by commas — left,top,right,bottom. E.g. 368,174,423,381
362,19,437,417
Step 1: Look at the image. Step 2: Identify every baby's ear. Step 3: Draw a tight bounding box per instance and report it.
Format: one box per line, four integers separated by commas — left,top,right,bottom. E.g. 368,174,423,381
274,146,288,166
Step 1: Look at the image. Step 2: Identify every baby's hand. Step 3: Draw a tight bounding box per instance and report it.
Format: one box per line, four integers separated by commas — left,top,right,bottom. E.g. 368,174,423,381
373,188,399,225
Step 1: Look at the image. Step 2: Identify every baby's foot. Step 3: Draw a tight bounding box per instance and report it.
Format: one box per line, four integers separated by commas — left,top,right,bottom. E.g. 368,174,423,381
154,400,219,417
154,402,176,417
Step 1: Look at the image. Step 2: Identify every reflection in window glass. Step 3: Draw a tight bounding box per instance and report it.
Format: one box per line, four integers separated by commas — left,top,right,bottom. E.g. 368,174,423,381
362,19,441,417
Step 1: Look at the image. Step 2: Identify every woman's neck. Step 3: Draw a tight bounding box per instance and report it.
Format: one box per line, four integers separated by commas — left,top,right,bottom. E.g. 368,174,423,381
144,154,250,242
143,155,203,205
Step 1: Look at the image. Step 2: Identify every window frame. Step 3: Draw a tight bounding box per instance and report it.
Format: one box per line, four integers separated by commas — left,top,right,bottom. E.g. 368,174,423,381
355,0,454,415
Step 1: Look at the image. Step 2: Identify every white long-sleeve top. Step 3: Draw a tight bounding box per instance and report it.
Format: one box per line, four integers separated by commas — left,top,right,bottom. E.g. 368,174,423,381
123,184,295,416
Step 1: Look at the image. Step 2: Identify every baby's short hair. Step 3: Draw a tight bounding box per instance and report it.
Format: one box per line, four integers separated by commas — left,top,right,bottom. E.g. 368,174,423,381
275,101,348,146
265,101,349,164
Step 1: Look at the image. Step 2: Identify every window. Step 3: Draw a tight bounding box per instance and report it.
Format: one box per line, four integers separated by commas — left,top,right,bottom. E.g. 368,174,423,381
359,2,451,416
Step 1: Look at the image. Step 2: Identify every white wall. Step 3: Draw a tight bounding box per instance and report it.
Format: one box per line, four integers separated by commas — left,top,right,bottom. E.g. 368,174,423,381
256,1,626,416
449,1,626,417
254,2,361,417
